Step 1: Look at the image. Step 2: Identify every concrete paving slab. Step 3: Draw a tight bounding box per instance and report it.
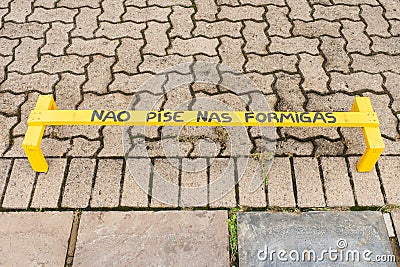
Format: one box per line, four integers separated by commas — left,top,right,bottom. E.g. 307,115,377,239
74,210,229,266
0,212,73,266
238,211,396,266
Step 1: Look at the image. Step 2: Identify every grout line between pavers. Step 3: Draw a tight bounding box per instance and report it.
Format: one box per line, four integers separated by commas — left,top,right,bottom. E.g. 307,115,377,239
64,210,81,267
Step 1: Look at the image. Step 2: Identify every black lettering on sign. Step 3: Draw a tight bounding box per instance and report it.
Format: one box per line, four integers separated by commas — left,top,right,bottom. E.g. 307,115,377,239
197,111,208,122
146,112,157,121
267,112,279,123
256,112,267,122
300,112,311,123
91,110,104,121
280,113,295,123
313,112,326,123
164,111,172,122
325,112,337,123
221,112,232,122
208,112,221,122
117,111,130,122
245,112,254,122
174,111,184,122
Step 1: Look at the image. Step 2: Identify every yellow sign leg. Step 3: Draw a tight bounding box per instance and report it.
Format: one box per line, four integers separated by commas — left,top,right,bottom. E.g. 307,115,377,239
351,97,384,172
22,95,56,172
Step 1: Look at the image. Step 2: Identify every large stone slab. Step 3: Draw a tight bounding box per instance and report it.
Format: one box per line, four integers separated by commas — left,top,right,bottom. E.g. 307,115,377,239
74,211,229,266
238,211,396,266
0,212,73,266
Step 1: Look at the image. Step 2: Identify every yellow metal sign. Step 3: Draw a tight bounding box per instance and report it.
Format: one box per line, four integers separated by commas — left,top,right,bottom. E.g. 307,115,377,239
23,95,384,173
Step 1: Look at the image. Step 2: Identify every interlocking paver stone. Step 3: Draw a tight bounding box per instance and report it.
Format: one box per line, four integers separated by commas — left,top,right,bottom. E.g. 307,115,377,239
392,211,400,244
0,22,49,38
293,20,341,37
28,7,77,23
4,0,33,22
0,38,19,55
41,22,74,55
123,6,170,22
219,37,245,71
287,0,312,21
269,36,319,55
8,37,43,73
266,6,291,37
67,38,119,56
0,212,73,266
180,158,208,207
35,54,89,74
341,20,371,54
72,7,101,38
237,211,396,266
330,72,383,92
314,4,360,20
99,0,124,22
194,21,242,38
246,54,297,73
82,55,115,94
320,36,350,72
0,159,11,200
170,6,193,39
143,21,169,56
361,5,390,37
74,211,229,266
299,54,329,93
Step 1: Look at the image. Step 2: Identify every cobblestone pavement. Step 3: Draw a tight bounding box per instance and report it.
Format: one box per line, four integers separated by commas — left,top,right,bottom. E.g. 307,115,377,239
1,0,400,265
1,0,399,210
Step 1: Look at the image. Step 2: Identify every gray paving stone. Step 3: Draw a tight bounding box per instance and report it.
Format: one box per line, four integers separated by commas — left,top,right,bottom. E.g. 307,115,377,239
293,157,325,208
392,210,400,243
238,158,267,208
348,157,384,206
0,159,11,201
267,157,296,207
91,159,123,208
209,158,236,208
378,156,400,205
121,158,150,207
74,211,229,266
2,159,35,209
320,157,355,207
180,158,208,207
0,212,73,266
62,158,95,208
31,159,66,208
238,211,396,266
150,158,179,208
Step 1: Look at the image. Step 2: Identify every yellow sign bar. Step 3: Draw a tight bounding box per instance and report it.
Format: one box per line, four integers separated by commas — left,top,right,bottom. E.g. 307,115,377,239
23,95,384,173
28,110,379,127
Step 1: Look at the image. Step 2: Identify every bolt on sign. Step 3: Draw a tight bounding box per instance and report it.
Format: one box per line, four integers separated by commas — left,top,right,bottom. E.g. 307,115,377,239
23,95,384,173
